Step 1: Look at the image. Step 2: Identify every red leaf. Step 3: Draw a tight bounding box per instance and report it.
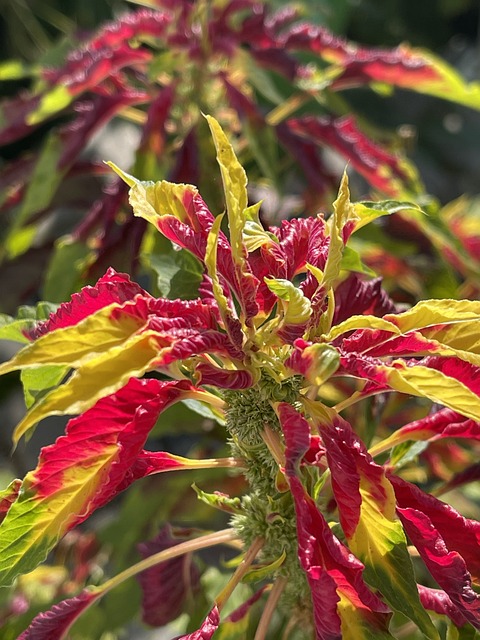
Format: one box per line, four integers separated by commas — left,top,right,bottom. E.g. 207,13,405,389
389,407,480,444
287,116,413,196
420,356,480,397
395,505,480,629
313,414,367,539
276,123,331,192
195,363,253,389
27,268,148,339
73,178,129,241
59,92,147,169
333,275,396,325
17,590,99,640
417,585,467,627
279,24,441,88
31,378,194,522
44,43,151,98
390,476,480,584
174,605,220,640
271,216,328,278
137,525,201,627
286,473,343,640
341,329,437,358
440,463,480,494
279,403,390,639
0,480,22,526
85,9,172,52
138,85,176,157
225,586,268,623
0,94,43,146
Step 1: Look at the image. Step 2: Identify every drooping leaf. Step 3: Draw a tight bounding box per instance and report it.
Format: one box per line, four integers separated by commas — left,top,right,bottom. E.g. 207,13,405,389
175,605,220,640
339,351,480,422
137,525,201,627
279,403,394,640
0,378,193,587
418,585,467,627
281,25,480,109
390,475,480,585
310,405,439,639
17,589,100,640
287,117,419,197
371,408,480,453
395,504,480,629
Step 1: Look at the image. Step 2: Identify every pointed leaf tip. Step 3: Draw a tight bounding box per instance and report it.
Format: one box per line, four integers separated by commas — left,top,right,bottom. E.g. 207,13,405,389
105,161,138,188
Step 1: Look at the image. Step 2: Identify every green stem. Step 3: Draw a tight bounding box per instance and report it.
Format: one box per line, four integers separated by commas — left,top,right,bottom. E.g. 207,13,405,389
215,536,264,611
254,576,287,640
97,528,239,597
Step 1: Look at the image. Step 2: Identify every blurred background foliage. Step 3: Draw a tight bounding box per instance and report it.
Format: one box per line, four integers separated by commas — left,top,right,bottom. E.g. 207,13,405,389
1,0,479,203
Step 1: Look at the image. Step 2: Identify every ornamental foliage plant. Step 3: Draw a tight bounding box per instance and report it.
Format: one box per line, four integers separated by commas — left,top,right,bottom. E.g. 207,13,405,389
2,0,480,312
1,117,480,639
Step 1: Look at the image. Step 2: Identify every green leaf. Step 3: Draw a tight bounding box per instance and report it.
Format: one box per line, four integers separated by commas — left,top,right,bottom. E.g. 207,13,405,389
323,171,355,289
192,484,242,514
340,245,376,276
243,202,278,252
21,365,68,409
26,85,72,126
264,278,312,325
0,302,58,344
446,621,480,640
238,49,286,105
43,239,91,303
17,132,64,225
350,478,440,639
145,234,202,300
243,550,286,583
353,199,425,234
389,440,429,469
0,60,34,80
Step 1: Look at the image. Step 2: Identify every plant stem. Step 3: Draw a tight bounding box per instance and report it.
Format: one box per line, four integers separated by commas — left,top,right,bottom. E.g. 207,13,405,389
215,536,265,611
254,576,287,640
98,528,239,597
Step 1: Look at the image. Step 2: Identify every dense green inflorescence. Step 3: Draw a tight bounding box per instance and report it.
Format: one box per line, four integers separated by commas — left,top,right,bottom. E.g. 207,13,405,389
224,375,314,632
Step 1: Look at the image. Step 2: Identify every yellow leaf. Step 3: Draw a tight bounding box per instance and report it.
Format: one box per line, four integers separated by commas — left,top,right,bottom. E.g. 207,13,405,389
0,302,146,375
384,360,480,422
12,332,161,443
386,299,480,333
264,278,312,326
205,114,248,267
323,171,355,289
325,315,401,341
129,179,199,228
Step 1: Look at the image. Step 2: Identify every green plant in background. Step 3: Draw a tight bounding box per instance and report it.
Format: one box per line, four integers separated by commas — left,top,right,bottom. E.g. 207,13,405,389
0,117,480,639
1,0,480,313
